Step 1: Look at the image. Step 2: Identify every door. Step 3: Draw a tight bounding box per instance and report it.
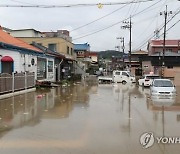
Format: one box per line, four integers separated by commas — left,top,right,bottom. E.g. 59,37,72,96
37,58,47,80
113,71,121,83
121,71,130,83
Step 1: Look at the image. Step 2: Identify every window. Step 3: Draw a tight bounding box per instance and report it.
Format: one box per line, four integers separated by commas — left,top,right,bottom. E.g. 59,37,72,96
115,72,120,75
154,80,173,87
48,44,57,51
166,49,172,52
122,72,129,77
71,48,73,55
67,46,70,54
144,65,149,68
167,66,173,69
48,61,53,72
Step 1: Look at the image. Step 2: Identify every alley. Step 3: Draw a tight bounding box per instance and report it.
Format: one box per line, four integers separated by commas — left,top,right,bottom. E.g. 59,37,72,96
0,82,180,154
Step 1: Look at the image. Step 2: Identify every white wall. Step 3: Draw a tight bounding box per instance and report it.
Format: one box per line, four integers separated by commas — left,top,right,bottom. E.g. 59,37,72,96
0,49,37,78
0,49,21,73
0,49,56,81
10,29,43,37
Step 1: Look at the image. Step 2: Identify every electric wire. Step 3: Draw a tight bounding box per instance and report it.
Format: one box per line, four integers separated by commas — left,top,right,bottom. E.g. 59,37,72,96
0,0,156,8
72,0,163,41
134,6,180,50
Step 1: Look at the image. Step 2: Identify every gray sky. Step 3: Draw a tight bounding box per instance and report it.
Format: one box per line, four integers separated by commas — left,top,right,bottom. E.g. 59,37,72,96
0,0,180,52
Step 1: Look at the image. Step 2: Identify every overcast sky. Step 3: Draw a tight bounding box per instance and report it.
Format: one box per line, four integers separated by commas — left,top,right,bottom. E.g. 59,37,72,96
0,0,180,52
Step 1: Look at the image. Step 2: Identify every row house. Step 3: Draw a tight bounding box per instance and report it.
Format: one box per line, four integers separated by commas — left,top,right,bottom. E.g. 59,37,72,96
9,29,76,80
0,26,58,95
147,39,180,78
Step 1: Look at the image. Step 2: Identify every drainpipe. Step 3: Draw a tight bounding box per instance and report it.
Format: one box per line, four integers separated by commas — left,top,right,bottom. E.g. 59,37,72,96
58,59,64,82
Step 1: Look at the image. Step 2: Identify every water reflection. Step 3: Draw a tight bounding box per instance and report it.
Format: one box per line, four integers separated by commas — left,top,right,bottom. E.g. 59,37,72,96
112,83,138,134
0,82,94,135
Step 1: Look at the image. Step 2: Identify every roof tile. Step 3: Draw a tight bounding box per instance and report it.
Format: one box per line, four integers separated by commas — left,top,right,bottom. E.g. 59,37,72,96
0,27,41,52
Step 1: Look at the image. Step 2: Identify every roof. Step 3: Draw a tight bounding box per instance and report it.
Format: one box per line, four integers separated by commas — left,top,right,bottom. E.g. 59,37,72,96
88,51,98,56
0,26,41,52
150,40,180,47
74,43,90,51
131,50,148,55
11,28,42,33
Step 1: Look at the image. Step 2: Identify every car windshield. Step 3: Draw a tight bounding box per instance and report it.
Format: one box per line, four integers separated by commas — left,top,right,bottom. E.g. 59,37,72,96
153,80,173,87
146,76,160,79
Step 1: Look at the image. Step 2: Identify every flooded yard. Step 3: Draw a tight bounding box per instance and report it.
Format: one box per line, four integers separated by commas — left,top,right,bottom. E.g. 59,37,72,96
0,82,180,154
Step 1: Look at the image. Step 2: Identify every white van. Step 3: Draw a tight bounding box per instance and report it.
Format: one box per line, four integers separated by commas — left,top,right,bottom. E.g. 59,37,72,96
113,70,135,84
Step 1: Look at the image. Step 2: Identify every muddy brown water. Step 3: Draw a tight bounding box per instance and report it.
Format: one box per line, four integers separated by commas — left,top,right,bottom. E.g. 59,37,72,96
0,83,180,154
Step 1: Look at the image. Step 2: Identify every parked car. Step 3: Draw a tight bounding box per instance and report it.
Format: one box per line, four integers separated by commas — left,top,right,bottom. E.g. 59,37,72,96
150,79,176,97
113,70,135,84
138,74,160,87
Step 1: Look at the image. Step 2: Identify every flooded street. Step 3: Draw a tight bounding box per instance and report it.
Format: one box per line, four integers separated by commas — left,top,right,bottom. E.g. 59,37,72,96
0,82,180,154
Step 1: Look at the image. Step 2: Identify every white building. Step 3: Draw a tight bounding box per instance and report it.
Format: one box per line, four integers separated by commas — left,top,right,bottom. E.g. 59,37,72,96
0,26,55,82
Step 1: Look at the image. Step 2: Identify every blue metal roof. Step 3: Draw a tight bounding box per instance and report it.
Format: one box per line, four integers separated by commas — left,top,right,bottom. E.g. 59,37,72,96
74,43,90,51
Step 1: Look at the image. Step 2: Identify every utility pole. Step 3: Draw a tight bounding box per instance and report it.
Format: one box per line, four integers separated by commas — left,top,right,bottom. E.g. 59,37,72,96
117,37,125,69
122,16,132,71
160,5,172,77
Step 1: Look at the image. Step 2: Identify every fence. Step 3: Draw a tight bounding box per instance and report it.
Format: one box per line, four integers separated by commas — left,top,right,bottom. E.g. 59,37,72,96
0,72,35,94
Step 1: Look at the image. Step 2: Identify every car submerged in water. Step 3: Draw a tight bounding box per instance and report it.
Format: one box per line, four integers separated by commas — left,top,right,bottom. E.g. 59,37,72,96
150,79,176,97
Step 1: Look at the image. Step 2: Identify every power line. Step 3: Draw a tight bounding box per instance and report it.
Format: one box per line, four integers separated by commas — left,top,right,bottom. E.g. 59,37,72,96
12,0,161,46
134,7,180,50
134,0,170,43
72,0,163,41
70,3,129,32
0,0,156,8
137,19,180,49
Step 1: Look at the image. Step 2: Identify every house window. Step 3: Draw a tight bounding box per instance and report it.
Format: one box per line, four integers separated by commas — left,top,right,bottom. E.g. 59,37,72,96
71,48,73,55
48,61,53,72
144,65,149,68
166,49,172,52
67,46,70,54
48,44,57,51
167,66,173,69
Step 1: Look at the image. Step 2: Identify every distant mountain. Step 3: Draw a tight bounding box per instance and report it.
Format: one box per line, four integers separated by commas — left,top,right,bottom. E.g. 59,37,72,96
98,50,127,59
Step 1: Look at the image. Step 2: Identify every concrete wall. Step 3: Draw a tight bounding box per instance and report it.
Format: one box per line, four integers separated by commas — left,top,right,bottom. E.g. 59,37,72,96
10,30,43,37
142,61,153,74
17,37,75,60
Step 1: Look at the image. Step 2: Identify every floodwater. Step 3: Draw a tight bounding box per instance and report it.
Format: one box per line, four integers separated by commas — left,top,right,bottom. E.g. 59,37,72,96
0,82,180,154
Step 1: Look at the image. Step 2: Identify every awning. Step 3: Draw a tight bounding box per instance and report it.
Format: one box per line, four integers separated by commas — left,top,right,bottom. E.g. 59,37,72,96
1,56,14,62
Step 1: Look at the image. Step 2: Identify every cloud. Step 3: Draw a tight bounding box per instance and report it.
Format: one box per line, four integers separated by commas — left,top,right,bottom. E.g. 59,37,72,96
0,0,180,51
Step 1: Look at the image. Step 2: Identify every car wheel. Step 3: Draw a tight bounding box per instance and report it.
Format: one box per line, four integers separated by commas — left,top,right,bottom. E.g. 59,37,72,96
122,80,127,84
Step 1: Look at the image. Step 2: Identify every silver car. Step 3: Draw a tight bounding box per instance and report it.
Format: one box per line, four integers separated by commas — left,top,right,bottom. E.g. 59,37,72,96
150,79,176,97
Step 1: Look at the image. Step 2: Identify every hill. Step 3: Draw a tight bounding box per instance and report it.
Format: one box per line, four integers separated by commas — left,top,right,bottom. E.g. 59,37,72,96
98,50,126,59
